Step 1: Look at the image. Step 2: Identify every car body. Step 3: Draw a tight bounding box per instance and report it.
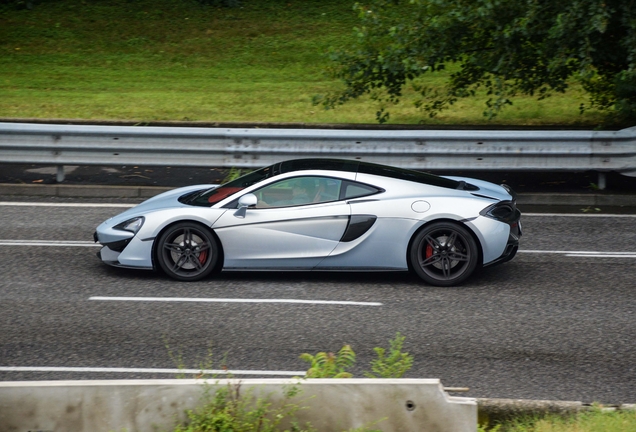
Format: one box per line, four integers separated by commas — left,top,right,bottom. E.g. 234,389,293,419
94,158,521,286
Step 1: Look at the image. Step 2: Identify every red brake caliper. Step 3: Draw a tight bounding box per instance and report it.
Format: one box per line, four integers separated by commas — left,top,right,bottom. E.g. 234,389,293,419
425,244,433,259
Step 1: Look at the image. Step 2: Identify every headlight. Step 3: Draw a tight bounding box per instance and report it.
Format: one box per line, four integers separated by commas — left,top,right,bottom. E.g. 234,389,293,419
114,217,145,234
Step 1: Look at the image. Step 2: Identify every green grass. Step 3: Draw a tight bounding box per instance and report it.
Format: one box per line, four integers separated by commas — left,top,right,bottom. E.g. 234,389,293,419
0,0,608,126
483,408,636,432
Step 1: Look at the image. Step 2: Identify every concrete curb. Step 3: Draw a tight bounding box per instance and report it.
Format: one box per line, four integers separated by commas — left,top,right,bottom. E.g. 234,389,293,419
516,192,636,207
0,183,171,199
0,379,477,432
0,378,632,431
1,183,636,207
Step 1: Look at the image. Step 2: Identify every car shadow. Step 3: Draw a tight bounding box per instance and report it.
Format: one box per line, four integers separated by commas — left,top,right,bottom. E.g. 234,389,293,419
93,260,523,288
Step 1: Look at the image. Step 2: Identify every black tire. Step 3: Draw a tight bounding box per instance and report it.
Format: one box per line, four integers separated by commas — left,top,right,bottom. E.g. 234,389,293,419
156,222,219,281
409,221,479,287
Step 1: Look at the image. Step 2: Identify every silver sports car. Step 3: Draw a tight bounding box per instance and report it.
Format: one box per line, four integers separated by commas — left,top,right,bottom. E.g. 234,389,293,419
94,159,521,286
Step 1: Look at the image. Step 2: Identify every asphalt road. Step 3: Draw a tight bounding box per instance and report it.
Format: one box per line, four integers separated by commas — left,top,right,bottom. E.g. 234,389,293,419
0,200,635,404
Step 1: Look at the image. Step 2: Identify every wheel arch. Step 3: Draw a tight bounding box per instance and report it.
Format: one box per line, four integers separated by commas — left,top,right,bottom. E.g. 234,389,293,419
151,219,224,273
405,217,484,273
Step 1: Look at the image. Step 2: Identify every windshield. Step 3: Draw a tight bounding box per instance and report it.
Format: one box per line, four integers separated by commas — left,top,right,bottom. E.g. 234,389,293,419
185,165,276,206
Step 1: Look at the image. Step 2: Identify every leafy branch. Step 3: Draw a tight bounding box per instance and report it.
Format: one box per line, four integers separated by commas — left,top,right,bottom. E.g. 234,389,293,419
300,344,356,378
300,333,414,379
364,332,413,379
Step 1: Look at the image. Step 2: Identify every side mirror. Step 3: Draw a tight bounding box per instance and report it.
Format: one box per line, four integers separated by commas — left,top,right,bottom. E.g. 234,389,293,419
233,193,257,218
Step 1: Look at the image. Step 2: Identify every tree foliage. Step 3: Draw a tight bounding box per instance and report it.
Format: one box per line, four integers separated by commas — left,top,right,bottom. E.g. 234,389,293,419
320,0,636,124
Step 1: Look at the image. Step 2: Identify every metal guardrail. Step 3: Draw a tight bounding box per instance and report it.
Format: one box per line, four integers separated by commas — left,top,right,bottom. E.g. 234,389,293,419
1,122,635,188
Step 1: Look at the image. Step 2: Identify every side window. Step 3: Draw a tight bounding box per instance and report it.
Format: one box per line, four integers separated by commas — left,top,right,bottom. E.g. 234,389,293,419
254,177,342,208
343,181,382,200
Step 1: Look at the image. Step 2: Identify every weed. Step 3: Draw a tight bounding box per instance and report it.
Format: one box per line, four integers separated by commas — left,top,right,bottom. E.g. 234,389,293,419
300,344,356,378
300,333,415,379
164,336,227,379
173,382,315,432
580,206,602,213
364,332,413,379
482,406,636,431
165,339,315,431
222,167,249,184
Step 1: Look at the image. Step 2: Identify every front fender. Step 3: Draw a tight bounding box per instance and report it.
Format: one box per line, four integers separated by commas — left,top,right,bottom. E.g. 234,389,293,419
136,208,229,241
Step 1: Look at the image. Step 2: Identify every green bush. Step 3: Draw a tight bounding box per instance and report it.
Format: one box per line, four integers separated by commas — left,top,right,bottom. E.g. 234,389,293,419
299,344,356,378
300,332,414,379
170,333,412,431
364,332,413,379
174,382,314,432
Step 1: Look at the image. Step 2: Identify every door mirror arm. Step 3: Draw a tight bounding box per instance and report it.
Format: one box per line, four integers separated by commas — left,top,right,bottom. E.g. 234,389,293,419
234,193,258,218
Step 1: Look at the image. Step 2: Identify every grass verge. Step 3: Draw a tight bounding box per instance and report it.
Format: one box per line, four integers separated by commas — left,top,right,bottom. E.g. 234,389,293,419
0,0,609,126
482,408,636,432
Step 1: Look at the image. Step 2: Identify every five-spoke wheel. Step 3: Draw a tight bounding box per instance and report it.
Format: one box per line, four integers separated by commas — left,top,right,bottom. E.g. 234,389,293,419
156,222,219,281
410,222,479,286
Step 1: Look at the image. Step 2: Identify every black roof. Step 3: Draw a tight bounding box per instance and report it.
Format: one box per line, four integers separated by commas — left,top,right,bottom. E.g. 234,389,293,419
276,159,476,191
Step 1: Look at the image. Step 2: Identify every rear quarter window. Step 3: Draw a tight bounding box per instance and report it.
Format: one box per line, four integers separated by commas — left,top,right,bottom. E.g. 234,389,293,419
343,182,382,199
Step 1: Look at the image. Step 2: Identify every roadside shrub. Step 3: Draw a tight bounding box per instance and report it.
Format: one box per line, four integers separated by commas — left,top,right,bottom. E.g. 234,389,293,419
300,332,414,379
300,344,356,378
169,333,412,431
364,332,413,379
173,382,314,432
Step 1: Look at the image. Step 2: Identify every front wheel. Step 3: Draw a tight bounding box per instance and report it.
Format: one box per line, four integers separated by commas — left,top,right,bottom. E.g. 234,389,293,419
409,222,479,287
156,222,219,281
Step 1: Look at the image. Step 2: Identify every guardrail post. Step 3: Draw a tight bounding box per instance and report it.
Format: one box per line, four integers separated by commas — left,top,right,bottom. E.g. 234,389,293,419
56,165,65,183
598,172,606,190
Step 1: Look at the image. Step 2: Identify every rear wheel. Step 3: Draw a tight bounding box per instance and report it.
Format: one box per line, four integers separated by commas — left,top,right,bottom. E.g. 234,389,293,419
410,221,479,286
156,222,219,281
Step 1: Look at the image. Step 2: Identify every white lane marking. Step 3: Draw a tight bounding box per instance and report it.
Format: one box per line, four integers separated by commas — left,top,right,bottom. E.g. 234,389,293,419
523,213,636,217
0,366,305,376
566,254,636,258
0,202,135,208
520,250,636,258
0,240,100,247
90,296,383,307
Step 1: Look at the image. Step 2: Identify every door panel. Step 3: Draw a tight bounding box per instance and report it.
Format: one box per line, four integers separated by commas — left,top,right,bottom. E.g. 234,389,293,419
213,201,351,269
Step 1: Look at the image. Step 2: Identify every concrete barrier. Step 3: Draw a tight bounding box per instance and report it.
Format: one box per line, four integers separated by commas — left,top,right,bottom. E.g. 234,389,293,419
0,379,477,432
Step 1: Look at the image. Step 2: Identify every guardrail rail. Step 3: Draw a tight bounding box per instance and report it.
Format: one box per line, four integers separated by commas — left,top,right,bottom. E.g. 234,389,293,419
1,122,635,189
